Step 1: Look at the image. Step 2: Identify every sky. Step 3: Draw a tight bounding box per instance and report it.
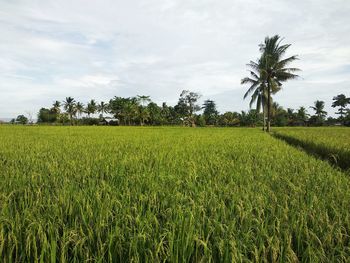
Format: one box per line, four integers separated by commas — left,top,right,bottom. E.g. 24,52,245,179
0,0,349,119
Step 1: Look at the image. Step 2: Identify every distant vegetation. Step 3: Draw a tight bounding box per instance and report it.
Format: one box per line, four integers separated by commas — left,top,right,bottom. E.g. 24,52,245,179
9,91,350,127
7,35,350,127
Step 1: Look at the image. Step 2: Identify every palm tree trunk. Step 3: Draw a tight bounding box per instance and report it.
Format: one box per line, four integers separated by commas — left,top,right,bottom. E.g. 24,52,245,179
262,104,266,131
261,93,265,131
267,81,271,132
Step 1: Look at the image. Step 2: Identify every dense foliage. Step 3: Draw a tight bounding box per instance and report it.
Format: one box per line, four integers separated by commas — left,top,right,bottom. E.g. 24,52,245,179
10,91,350,127
1,126,350,262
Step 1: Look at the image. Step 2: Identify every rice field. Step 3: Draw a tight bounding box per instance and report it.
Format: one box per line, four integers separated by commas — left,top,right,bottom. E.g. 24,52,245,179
0,126,350,262
274,127,350,171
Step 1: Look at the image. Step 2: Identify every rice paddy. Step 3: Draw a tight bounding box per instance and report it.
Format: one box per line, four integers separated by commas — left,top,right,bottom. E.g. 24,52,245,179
274,127,350,171
0,126,350,262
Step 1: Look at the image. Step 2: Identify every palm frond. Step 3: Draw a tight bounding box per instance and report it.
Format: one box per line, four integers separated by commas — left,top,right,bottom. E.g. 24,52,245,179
276,55,299,69
243,82,259,99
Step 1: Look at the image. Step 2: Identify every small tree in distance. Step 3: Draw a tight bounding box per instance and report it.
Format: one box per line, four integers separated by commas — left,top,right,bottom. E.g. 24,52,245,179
310,100,327,125
202,100,219,125
175,90,201,127
332,94,350,124
16,115,28,125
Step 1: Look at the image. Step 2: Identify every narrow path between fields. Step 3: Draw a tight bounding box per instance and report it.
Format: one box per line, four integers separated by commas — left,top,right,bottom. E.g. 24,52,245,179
271,132,350,174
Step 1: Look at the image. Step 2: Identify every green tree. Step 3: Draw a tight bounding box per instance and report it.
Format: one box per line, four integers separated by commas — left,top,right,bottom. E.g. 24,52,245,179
239,110,260,127
147,102,161,125
160,102,171,125
52,101,61,115
86,99,97,117
271,103,288,126
332,94,350,124
137,96,151,125
16,115,28,124
258,35,300,132
109,97,129,125
286,108,298,126
196,115,206,127
202,100,219,125
137,106,150,126
218,112,240,126
63,97,76,125
310,100,327,125
344,109,350,126
57,113,70,125
241,58,272,131
37,108,57,123
175,90,201,127
124,98,138,125
75,102,85,119
296,106,309,126
97,101,109,118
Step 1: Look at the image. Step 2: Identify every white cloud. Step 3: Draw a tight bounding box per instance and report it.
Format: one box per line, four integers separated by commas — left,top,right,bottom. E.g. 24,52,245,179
0,0,350,118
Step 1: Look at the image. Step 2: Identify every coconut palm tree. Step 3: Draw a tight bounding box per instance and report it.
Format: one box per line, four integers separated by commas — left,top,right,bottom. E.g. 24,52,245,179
138,106,150,126
242,58,280,131
86,99,97,117
63,97,76,125
310,100,327,122
97,101,109,118
136,96,151,126
124,98,138,125
258,35,300,132
52,101,61,114
75,102,85,119
137,95,151,107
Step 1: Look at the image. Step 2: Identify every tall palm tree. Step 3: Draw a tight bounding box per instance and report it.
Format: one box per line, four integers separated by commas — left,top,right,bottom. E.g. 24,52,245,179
242,58,280,131
52,101,61,114
136,95,151,126
63,97,76,125
97,101,109,118
75,102,85,119
124,99,138,125
86,99,97,117
310,100,327,121
258,35,300,132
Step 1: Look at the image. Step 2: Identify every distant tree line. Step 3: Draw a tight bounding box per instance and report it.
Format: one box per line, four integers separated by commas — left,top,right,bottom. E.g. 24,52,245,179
9,91,350,127
7,35,350,127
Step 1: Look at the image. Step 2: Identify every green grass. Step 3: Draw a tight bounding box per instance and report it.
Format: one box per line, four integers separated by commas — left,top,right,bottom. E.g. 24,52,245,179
0,126,350,262
274,127,350,171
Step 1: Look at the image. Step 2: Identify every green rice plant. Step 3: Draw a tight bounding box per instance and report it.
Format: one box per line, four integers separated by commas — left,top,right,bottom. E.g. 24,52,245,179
0,126,349,262
274,127,350,171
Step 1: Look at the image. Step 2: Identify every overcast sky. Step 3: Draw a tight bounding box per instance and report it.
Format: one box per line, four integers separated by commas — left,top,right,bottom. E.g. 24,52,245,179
1,0,349,118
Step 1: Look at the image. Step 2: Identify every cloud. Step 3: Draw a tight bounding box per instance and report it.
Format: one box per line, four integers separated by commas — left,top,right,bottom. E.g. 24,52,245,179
0,0,350,118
